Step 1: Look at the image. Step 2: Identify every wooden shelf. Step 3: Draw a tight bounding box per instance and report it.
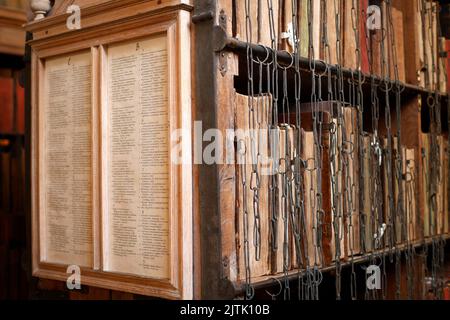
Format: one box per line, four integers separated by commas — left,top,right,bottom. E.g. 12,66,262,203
231,234,450,295
214,26,448,109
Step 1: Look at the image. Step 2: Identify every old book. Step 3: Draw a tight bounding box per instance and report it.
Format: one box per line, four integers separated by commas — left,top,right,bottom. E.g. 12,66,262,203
301,129,319,267
0,77,13,134
235,0,280,48
383,137,413,244
404,148,417,241
311,0,321,59
299,0,309,57
285,125,295,271
391,138,410,244
401,0,425,86
342,106,361,256
373,0,404,81
369,0,385,76
385,0,406,82
397,141,409,242
269,125,282,274
361,134,373,252
41,51,93,267
438,37,447,94
393,140,403,244
421,133,431,237
437,136,445,235
417,0,426,87
319,114,333,266
342,0,357,69
271,125,294,273
447,40,450,93
294,102,344,263
297,109,334,267
234,0,255,43
360,0,370,73
422,0,431,89
280,105,336,268
280,0,297,51
321,105,347,261
283,127,304,271
431,2,438,91
320,0,339,64
0,152,11,213
343,0,369,70
423,1,438,90
296,102,348,261
381,136,393,247
297,0,320,58
235,92,271,280
444,142,449,234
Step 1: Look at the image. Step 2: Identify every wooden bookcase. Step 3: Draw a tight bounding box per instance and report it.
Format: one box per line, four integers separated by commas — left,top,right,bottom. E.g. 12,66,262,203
23,0,450,300
193,0,450,299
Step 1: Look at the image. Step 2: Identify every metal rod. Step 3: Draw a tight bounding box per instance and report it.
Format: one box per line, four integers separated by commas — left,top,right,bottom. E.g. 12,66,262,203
232,234,450,295
213,26,448,100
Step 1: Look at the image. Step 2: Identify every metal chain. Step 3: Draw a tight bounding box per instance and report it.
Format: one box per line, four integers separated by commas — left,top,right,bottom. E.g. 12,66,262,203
235,0,446,302
288,0,309,301
332,0,344,300
385,0,405,300
244,0,255,300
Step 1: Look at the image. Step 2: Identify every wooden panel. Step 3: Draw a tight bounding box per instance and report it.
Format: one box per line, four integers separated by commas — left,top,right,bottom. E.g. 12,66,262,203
235,93,271,279
27,0,193,41
29,4,193,300
217,52,239,284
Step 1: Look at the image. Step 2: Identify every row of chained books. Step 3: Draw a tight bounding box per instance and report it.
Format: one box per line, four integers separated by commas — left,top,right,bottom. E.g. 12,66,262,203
233,93,449,281
232,0,447,92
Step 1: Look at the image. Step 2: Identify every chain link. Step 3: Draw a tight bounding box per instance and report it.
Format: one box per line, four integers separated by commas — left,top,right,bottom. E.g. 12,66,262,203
236,0,446,301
